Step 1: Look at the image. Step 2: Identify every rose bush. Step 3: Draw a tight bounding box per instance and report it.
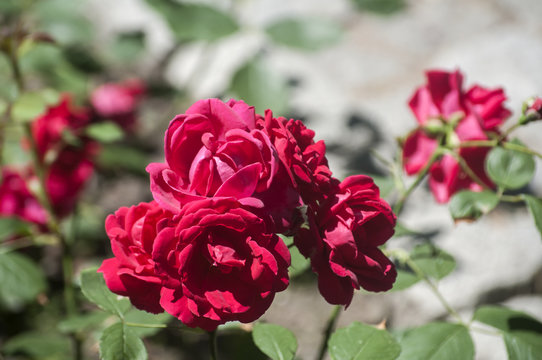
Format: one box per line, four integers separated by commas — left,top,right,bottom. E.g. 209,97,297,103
402,70,511,202
30,96,98,217
295,175,396,306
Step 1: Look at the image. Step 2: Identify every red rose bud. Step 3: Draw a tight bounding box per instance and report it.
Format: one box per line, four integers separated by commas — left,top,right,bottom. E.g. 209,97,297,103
520,97,542,124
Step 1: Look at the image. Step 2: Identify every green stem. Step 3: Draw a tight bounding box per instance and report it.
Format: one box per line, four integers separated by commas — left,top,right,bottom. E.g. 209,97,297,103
405,258,464,324
502,142,542,160
393,149,442,215
448,151,491,190
316,305,342,360
469,325,502,337
208,330,218,360
500,194,524,203
125,322,168,329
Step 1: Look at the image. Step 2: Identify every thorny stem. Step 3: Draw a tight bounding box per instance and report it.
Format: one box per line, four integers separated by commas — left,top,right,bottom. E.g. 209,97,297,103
316,305,342,360
403,257,464,324
6,27,81,359
448,151,491,190
393,149,442,215
208,330,218,360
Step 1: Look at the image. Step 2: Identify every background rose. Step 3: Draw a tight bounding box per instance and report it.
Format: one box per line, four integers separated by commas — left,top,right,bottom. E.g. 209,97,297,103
147,98,298,233
30,96,98,217
90,79,145,132
152,197,290,331
99,201,171,314
295,175,396,306
402,69,511,203
0,167,47,226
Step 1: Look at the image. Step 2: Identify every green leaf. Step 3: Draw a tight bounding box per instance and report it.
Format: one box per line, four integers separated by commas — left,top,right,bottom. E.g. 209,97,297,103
125,309,172,337
100,322,147,360
0,217,33,241
58,311,111,333
112,31,146,62
504,332,542,360
486,146,535,190
0,252,47,310
230,57,289,116
410,244,455,280
62,45,104,74
473,306,542,360
144,0,238,42
97,144,150,176
391,268,420,291
449,190,499,221
11,89,60,123
252,323,298,360
397,322,474,360
351,0,406,15
3,332,72,359
371,175,395,199
329,322,400,360
80,267,131,317
266,17,342,51
473,306,542,333
279,235,310,278
86,122,125,143
522,195,542,242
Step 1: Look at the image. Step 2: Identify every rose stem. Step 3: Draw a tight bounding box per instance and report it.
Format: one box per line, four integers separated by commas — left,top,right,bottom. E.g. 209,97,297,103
7,21,81,359
316,305,342,360
208,330,218,360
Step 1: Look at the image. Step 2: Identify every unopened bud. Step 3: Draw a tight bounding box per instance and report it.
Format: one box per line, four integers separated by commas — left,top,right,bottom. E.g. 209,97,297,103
519,97,542,125
423,118,445,136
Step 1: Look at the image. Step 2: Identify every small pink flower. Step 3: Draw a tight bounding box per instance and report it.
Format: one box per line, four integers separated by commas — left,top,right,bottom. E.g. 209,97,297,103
91,79,145,131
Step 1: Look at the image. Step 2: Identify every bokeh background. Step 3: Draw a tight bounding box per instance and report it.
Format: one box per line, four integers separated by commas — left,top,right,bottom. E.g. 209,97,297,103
1,0,542,359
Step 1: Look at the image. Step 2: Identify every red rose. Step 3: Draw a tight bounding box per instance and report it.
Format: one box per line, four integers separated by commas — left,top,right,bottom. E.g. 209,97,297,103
256,111,334,207
153,197,290,331
98,201,172,314
0,167,47,226
403,70,510,203
295,175,396,306
90,79,145,132
46,144,99,218
31,95,90,162
147,98,298,233
30,95,97,217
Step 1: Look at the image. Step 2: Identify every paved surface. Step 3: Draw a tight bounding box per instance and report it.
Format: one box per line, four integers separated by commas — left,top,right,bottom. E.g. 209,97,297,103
87,0,542,359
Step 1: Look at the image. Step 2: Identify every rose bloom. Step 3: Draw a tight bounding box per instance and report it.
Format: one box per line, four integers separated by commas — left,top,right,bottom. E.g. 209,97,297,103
256,111,334,208
0,167,47,226
153,197,290,331
402,69,511,203
90,79,145,132
99,201,171,314
30,95,97,217
31,95,90,162
295,175,396,306
147,98,299,234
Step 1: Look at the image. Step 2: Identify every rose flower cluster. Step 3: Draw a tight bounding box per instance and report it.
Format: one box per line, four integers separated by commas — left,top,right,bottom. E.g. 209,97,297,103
402,69,511,203
0,80,144,227
99,98,397,330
